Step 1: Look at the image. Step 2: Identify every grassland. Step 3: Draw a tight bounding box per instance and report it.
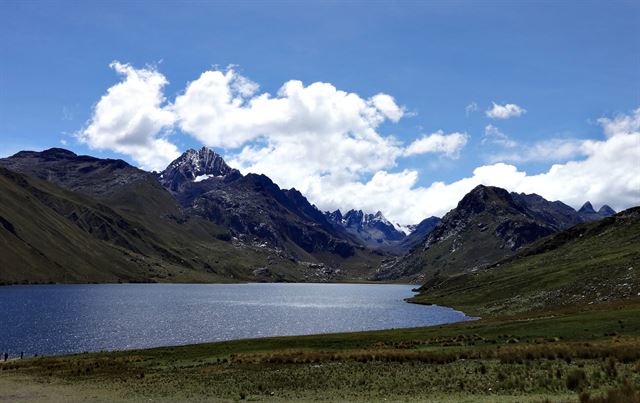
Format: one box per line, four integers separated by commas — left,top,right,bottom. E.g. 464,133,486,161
2,299,640,402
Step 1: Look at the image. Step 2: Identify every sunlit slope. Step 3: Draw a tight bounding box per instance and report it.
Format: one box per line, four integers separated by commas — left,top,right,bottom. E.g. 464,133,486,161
0,167,304,284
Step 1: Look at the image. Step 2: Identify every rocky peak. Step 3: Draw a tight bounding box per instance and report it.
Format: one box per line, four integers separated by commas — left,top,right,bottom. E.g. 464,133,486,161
577,201,615,222
578,201,596,215
598,205,616,216
455,185,516,216
159,147,238,192
325,208,405,246
327,209,343,223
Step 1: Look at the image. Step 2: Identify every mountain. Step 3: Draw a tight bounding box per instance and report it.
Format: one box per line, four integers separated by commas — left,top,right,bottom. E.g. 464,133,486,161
372,185,584,282
0,165,287,284
157,148,376,271
324,209,405,248
396,216,441,252
0,148,373,284
577,201,616,222
159,147,240,194
411,207,640,316
510,192,582,230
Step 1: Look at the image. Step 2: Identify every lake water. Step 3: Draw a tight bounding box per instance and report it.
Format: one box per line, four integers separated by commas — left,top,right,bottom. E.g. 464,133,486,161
0,283,472,357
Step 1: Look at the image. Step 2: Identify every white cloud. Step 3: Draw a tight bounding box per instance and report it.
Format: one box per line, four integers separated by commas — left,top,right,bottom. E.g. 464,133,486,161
598,108,640,138
488,138,585,163
465,102,478,116
78,63,639,226
339,108,638,223
404,131,469,158
77,62,179,171
486,102,526,119
172,69,406,150
483,124,518,148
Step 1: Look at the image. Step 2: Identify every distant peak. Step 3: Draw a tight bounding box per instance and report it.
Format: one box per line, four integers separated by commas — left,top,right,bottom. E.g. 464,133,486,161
598,204,616,216
578,201,596,214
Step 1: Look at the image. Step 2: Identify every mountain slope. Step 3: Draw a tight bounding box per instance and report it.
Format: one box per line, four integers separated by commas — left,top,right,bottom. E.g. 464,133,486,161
411,207,640,316
0,167,168,283
0,147,383,282
372,185,560,281
158,148,381,276
1,150,365,283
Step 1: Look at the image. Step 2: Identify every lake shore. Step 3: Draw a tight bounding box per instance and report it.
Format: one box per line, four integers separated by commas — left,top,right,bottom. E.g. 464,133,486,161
2,298,639,402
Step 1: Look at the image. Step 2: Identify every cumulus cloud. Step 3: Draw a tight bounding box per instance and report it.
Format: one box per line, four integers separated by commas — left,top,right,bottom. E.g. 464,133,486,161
78,62,179,171
79,63,639,225
404,131,469,158
486,102,526,119
483,124,518,148
172,69,405,150
345,108,638,223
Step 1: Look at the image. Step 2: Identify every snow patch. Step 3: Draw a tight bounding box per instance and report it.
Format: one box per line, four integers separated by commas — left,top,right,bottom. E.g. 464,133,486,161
194,174,216,182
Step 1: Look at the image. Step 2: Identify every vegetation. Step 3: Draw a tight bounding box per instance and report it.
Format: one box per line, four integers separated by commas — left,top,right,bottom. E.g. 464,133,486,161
2,299,640,401
0,166,381,285
411,207,640,316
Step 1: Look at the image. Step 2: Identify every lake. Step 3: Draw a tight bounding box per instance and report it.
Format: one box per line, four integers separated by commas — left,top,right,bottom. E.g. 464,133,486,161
0,283,473,357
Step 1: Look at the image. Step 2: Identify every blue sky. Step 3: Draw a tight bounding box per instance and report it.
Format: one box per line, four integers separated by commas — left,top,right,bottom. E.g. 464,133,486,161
1,1,639,223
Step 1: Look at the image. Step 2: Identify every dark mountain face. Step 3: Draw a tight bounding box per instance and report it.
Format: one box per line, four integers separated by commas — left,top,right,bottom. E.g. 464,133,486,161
372,185,562,282
324,209,405,248
372,185,621,282
598,205,616,216
510,193,582,231
0,148,150,199
159,147,240,193
158,148,361,261
396,216,441,252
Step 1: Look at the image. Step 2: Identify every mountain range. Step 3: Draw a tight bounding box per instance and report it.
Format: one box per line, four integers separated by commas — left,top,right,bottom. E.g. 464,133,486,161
371,184,616,282
0,147,621,285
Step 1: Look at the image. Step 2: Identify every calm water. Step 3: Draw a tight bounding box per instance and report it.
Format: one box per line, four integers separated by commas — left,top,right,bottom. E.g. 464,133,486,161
0,283,472,357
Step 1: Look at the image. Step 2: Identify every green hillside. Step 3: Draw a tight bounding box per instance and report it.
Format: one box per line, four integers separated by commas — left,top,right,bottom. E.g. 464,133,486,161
411,207,640,316
0,167,308,284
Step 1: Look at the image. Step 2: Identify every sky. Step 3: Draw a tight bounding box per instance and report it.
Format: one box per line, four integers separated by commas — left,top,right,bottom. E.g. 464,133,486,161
1,0,639,225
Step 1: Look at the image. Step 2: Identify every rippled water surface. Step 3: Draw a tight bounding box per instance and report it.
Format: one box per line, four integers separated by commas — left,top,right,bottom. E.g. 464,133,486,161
0,283,472,356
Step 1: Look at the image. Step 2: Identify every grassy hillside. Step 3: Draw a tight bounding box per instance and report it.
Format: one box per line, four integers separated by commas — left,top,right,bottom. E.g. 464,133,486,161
411,207,640,316
0,167,318,284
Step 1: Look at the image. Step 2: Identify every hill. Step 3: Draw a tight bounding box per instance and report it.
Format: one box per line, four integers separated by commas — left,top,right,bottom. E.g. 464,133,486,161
0,148,382,283
411,207,640,316
373,185,616,282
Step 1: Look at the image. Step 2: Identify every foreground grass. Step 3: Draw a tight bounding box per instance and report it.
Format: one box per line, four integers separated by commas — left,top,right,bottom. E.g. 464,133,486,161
2,299,640,402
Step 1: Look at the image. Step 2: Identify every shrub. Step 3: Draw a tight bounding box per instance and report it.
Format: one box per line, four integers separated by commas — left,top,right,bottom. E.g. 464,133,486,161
566,369,588,391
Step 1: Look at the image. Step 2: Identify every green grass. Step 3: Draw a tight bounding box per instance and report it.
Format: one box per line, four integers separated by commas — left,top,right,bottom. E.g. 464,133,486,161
2,299,640,402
